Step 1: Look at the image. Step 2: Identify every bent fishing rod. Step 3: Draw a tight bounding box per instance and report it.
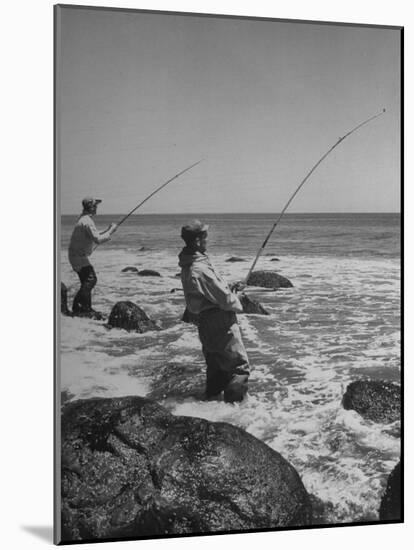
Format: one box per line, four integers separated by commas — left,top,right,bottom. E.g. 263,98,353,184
94,159,203,248
243,109,386,285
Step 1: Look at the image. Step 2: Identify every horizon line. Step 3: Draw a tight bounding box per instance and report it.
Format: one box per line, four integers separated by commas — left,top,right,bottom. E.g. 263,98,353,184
60,211,401,216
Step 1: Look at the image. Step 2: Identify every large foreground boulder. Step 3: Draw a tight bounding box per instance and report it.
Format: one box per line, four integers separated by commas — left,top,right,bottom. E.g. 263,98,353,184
61,396,312,542
342,380,401,424
61,282,71,316
107,301,160,333
379,462,402,521
247,271,293,289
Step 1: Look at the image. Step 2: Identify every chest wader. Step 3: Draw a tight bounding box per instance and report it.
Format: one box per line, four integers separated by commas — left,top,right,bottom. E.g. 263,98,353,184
198,308,249,402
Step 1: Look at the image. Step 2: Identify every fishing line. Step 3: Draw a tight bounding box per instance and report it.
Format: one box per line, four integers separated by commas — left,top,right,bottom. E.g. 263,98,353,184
243,109,386,285
93,159,203,250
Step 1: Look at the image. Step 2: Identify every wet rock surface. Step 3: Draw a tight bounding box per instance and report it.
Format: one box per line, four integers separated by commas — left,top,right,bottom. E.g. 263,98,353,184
239,294,269,315
122,267,139,273
138,270,161,277
107,301,160,333
342,380,401,424
61,396,312,542
61,282,71,316
379,462,402,521
247,270,293,289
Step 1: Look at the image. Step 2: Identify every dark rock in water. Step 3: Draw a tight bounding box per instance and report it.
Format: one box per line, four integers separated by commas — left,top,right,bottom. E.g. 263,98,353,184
379,462,402,521
247,270,293,289
270,258,280,262
107,301,160,333
342,380,401,424
139,246,151,251
138,269,161,277
239,293,269,315
226,256,246,262
174,272,181,278
61,396,312,542
182,307,199,325
61,282,71,315
122,266,139,273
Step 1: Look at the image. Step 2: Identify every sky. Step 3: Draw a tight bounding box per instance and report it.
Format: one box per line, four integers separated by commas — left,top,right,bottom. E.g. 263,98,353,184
56,6,401,214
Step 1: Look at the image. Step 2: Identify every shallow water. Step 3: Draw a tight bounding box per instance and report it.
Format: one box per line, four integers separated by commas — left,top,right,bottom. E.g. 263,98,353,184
59,213,400,524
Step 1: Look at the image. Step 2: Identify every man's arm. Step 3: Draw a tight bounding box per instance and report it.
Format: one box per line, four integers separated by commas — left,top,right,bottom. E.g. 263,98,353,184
194,273,243,313
85,219,117,244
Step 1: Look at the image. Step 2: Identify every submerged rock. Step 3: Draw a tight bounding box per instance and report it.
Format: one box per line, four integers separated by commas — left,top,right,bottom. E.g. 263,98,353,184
247,270,293,289
121,266,139,273
379,462,402,521
226,256,246,262
61,282,71,316
342,380,400,424
107,301,160,333
61,396,312,542
138,269,161,277
139,246,151,252
148,362,205,401
181,307,199,325
239,293,269,315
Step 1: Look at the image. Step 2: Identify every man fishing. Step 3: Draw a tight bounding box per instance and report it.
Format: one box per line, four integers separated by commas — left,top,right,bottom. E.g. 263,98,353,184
68,197,117,318
178,220,249,403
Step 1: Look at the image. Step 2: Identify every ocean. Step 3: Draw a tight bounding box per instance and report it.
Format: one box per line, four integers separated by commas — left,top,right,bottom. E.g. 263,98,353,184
60,212,400,525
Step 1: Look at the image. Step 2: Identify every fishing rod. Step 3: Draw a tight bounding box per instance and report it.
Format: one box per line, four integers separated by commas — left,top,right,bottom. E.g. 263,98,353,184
243,109,386,285
116,159,203,227
94,159,203,248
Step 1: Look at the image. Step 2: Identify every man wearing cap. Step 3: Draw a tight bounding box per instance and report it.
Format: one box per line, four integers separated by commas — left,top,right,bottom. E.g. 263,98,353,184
68,197,117,318
178,220,249,403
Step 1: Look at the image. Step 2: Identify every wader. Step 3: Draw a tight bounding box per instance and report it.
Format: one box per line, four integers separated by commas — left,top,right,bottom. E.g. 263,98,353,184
72,265,97,314
198,308,249,402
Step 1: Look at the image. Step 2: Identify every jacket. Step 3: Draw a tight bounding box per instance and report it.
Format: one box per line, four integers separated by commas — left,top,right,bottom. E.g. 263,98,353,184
178,248,242,315
68,214,112,272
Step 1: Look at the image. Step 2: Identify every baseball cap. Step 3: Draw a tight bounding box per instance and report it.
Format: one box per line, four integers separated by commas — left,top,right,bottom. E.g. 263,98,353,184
181,219,209,241
82,197,102,208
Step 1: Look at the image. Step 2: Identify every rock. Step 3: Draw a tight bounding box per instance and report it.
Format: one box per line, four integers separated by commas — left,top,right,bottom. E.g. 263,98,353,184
342,380,401,424
308,494,335,525
148,362,205,401
270,258,280,262
139,246,151,251
239,294,269,315
122,267,139,273
61,396,312,542
247,270,293,289
181,308,199,325
107,301,160,333
226,256,246,262
379,462,401,521
138,270,161,277
61,282,71,315
174,273,181,278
